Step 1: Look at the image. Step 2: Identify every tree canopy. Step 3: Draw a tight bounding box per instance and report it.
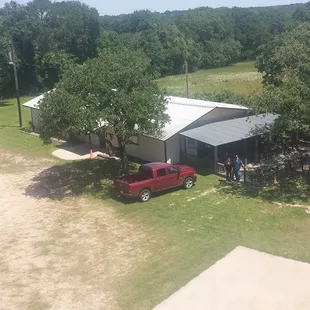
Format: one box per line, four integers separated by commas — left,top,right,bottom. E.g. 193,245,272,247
39,48,169,175
0,0,310,97
251,22,310,146
0,0,100,96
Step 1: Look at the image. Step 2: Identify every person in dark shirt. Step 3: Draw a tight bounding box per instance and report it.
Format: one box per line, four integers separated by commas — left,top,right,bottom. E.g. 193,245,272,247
233,155,245,182
224,157,233,181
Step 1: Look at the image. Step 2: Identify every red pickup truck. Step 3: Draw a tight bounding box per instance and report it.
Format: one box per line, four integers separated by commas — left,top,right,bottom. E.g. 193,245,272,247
114,162,197,202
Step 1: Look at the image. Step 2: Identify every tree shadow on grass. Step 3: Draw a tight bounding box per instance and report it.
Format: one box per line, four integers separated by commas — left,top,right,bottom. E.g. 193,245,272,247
0,100,11,107
24,159,136,201
24,158,196,205
215,176,310,204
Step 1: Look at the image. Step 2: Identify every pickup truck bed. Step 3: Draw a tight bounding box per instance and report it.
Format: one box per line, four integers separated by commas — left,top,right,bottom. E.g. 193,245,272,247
117,175,151,184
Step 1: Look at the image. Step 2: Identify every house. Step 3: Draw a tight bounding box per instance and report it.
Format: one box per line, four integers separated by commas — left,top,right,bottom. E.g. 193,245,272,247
22,94,248,164
105,96,248,164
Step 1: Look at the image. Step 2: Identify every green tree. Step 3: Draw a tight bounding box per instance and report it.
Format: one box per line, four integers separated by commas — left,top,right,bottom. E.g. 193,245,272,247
36,51,76,90
0,18,13,97
251,22,310,145
39,48,169,175
256,22,310,86
0,0,100,95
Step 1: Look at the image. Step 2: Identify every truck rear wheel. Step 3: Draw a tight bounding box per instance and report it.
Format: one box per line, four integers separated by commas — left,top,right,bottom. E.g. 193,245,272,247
139,189,151,202
184,177,194,189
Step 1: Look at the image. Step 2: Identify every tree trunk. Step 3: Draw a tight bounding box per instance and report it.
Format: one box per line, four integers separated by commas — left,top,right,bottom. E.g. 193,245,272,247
88,132,93,152
117,136,129,176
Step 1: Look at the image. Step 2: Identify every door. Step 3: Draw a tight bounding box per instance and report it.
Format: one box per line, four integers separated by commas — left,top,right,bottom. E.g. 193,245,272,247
167,167,182,187
155,168,170,191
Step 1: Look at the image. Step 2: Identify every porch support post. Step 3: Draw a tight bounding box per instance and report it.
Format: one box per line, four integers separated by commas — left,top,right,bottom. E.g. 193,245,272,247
244,139,248,165
214,145,218,173
255,136,259,163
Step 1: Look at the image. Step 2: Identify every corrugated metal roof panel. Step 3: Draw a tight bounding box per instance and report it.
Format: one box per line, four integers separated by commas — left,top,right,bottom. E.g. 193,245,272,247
180,114,278,146
22,94,44,109
167,96,248,110
152,96,248,141
22,92,249,141
22,89,55,109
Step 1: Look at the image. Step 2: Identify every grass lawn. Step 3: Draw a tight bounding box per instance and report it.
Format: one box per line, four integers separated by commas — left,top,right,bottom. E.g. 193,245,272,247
26,159,310,309
2,98,310,309
0,97,56,158
157,61,262,95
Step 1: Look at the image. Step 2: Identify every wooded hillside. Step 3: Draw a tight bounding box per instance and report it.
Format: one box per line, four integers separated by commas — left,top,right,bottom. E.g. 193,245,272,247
1,0,310,97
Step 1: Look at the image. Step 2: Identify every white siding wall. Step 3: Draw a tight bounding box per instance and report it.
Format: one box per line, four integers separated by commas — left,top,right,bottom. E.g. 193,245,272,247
31,108,40,131
126,135,165,162
185,108,248,131
166,134,181,164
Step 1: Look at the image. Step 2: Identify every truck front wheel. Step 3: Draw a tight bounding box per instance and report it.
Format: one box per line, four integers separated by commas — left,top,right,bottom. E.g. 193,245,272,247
139,189,151,202
184,177,194,189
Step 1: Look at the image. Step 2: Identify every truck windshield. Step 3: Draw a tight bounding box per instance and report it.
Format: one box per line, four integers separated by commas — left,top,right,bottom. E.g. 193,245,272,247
138,166,153,179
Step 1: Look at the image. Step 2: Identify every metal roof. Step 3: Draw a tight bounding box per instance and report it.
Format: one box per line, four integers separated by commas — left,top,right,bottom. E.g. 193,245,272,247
167,96,248,110
152,96,248,141
22,94,44,109
22,89,55,109
180,113,278,146
22,92,249,141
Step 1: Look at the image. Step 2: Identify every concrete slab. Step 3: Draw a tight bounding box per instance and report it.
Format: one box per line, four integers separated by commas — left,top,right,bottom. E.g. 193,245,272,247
52,143,105,161
154,246,310,310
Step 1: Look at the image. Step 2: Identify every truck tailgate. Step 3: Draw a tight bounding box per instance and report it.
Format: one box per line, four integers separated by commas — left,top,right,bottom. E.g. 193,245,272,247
114,179,131,194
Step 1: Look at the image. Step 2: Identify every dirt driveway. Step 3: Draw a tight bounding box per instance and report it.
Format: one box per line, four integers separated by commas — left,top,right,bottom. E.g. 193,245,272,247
0,152,152,309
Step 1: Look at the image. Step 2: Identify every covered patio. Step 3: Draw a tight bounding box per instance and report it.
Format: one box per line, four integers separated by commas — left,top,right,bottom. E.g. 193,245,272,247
180,113,278,173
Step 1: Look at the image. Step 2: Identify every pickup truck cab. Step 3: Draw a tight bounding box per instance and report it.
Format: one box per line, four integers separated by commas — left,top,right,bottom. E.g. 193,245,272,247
114,162,197,202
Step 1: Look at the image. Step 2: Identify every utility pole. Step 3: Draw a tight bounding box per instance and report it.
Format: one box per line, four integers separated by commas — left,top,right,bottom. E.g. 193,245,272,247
184,60,189,98
9,38,22,127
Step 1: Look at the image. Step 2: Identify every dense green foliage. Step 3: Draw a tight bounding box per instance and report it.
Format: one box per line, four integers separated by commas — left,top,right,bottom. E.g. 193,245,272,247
252,22,310,146
100,4,307,76
1,0,310,97
0,0,100,96
39,48,168,175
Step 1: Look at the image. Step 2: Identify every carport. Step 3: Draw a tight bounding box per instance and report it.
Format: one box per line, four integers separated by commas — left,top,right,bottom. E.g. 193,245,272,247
180,113,278,172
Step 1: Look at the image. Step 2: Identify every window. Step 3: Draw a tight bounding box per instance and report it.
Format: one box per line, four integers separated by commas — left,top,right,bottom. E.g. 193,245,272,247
157,168,167,177
138,166,153,179
168,167,179,174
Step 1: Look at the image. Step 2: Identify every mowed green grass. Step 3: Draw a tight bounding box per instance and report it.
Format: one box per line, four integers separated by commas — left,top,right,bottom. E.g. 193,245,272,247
0,97,56,157
2,97,310,309
157,61,262,95
50,159,310,309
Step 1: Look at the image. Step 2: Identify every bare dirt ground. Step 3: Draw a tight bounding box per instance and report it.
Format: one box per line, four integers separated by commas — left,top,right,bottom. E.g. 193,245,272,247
0,151,152,310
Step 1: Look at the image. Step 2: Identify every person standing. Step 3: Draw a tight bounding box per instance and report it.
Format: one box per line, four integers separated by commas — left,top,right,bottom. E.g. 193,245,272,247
224,157,232,181
233,155,245,182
